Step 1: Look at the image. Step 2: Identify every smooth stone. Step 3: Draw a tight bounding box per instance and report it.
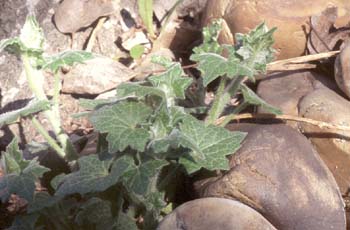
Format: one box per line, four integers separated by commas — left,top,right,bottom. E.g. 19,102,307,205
299,86,350,194
157,198,277,230
195,124,346,230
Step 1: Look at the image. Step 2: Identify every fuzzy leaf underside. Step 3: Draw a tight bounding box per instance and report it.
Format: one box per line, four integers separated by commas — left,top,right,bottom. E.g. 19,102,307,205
89,101,153,152
178,115,246,174
240,84,282,115
0,99,50,127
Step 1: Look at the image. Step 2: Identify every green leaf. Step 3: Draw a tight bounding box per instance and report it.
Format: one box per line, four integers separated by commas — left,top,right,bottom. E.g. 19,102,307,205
116,82,165,99
75,198,114,228
192,19,223,56
0,138,49,203
0,16,44,58
1,138,27,174
19,15,44,51
27,192,61,213
55,155,133,196
7,214,39,230
235,23,276,71
0,37,22,53
138,0,155,37
151,55,173,68
240,84,282,115
116,213,138,230
42,50,94,72
0,174,35,202
0,99,50,127
122,156,168,196
191,53,255,86
22,158,50,179
178,115,246,174
149,106,186,153
148,62,192,105
90,101,153,152
130,44,145,59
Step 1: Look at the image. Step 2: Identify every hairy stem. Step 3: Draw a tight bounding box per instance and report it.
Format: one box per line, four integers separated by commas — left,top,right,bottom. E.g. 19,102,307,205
22,54,78,159
219,101,249,127
31,117,65,157
205,77,228,125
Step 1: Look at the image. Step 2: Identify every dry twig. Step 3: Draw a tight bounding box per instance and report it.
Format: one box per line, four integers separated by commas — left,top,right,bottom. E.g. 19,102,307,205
215,113,350,133
266,50,340,72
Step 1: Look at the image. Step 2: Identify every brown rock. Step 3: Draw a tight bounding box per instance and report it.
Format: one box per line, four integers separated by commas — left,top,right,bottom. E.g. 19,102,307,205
61,57,134,95
54,0,119,34
202,0,350,59
257,71,339,128
195,124,346,230
157,198,277,230
257,71,314,120
335,40,350,99
299,87,350,194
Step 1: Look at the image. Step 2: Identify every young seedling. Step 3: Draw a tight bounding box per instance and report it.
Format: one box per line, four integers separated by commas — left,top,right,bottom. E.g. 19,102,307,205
0,15,94,159
0,17,280,229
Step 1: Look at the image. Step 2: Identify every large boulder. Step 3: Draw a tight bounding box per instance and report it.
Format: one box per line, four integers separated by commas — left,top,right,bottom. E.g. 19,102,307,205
194,124,346,230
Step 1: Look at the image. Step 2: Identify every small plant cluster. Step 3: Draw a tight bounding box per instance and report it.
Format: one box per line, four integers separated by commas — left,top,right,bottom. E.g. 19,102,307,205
0,15,279,229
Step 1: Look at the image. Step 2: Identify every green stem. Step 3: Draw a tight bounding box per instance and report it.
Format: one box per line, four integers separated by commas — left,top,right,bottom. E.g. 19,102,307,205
205,77,228,125
219,101,249,127
22,54,47,100
53,72,60,118
31,117,66,157
22,54,78,159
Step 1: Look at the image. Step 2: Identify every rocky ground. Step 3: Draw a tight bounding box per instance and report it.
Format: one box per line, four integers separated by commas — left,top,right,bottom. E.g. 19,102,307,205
1,0,350,229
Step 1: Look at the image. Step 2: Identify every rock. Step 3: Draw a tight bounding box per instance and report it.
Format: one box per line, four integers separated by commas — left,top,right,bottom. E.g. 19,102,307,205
61,57,134,95
195,124,346,230
157,197,277,230
335,40,350,98
257,71,314,118
202,0,350,59
133,48,175,81
257,71,340,128
299,87,350,194
54,0,119,34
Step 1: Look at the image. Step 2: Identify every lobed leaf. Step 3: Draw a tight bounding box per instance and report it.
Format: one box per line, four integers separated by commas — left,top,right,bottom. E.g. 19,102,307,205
116,82,165,99
0,138,49,203
0,174,36,203
89,101,153,152
178,115,246,174
55,155,133,197
148,62,192,105
122,156,168,196
0,99,51,128
42,50,94,73
75,197,115,229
